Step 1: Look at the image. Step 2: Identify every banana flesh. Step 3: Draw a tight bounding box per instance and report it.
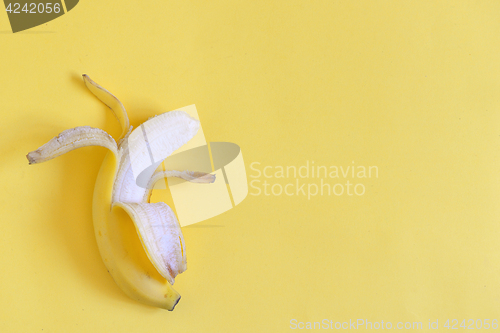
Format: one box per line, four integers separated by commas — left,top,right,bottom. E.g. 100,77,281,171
27,75,213,310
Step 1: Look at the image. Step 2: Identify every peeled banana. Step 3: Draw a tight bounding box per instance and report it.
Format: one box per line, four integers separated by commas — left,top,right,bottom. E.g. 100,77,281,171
27,75,214,310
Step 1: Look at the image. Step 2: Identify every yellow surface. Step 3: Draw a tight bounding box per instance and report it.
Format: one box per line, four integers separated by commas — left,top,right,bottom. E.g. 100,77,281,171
1,1,500,331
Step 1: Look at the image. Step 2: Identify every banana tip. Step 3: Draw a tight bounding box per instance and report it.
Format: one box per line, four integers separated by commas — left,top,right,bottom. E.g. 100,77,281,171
26,152,36,165
169,295,181,311
26,150,43,165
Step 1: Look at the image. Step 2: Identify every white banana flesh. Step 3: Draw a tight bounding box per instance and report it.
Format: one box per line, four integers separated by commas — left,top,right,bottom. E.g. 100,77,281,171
27,75,214,310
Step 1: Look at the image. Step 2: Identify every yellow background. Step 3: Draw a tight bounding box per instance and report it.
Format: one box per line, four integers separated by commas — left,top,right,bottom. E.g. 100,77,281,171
1,1,500,331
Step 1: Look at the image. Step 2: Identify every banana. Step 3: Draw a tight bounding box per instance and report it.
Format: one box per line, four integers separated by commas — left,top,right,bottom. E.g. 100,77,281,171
27,75,215,310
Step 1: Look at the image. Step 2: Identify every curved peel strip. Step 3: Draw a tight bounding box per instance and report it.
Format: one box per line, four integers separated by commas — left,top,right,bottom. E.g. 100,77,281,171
143,170,215,203
151,170,216,185
26,126,118,164
113,202,187,285
83,74,130,139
